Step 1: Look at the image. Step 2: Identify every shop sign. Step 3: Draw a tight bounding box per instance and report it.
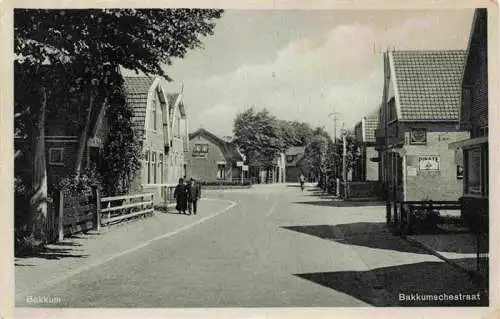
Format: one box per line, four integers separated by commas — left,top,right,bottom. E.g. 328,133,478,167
418,155,440,170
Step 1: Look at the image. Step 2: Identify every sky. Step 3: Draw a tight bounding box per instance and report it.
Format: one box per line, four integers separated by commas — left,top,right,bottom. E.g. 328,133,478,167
142,9,475,138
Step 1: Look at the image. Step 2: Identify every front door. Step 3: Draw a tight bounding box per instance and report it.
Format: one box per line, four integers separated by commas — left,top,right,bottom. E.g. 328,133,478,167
388,152,404,201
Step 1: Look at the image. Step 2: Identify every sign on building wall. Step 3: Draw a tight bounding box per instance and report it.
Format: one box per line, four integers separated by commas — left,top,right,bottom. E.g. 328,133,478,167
192,143,209,158
407,166,417,176
418,155,440,171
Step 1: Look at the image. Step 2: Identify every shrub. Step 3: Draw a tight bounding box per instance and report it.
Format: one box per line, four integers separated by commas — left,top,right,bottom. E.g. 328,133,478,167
409,201,441,234
199,179,253,186
58,165,102,195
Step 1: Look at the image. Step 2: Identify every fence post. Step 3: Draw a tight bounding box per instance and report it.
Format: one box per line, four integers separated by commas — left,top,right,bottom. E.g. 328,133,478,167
151,193,155,214
58,190,64,241
95,188,101,232
107,201,111,221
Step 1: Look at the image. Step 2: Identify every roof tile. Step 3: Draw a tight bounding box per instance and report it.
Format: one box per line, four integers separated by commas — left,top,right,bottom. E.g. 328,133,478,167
391,50,466,121
123,76,155,135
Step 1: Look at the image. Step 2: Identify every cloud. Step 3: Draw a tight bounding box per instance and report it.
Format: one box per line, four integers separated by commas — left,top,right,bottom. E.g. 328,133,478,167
181,12,470,137
189,103,237,137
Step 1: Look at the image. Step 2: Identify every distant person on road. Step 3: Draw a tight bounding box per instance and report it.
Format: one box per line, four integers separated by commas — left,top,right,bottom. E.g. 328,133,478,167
299,174,305,191
174,178,188,214
187,178,202,215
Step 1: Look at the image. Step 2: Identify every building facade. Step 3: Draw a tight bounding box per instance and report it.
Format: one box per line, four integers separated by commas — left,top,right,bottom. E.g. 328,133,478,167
449,9,488,231
353,110,379,182
375,50,470,203
186,128,245,182
124,76,189,202
251,152,286,184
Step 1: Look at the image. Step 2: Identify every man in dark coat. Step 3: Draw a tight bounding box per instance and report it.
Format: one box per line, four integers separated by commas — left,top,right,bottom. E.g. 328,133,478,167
187,178,201,215
174,178,188,214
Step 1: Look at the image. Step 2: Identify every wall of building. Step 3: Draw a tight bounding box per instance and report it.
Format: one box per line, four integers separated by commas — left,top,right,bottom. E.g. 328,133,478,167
466,12,488,136
365,146,379,181
130,90,168,194
45,141,79,192
403,124,470,201
186,135,238,182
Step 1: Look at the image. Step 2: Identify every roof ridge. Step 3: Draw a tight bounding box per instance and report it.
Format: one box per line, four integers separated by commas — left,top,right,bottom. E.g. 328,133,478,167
391,49,466,53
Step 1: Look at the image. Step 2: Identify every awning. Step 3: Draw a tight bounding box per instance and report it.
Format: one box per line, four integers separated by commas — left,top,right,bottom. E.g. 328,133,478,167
448,136,488,149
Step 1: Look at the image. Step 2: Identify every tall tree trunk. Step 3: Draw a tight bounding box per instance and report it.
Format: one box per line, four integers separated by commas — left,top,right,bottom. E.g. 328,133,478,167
29,86,48,245
74,90,96,178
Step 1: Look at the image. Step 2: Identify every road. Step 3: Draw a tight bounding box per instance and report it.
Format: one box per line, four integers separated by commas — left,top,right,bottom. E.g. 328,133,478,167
17,184,485,307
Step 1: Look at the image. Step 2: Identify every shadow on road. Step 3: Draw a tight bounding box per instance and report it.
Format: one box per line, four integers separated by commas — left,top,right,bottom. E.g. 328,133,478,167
282,222,427,254
15,245,89,260
294,261,487,307
293,200,386,207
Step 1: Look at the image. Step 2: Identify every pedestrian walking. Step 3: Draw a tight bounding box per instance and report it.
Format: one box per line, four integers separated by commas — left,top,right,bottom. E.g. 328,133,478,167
187,178,201,215
299,174,305,192
173,178,188,214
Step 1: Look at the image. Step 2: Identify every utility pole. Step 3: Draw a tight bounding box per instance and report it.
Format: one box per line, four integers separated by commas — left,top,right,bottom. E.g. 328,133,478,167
329,112,341,197
383,49,391,225
342,130,347,199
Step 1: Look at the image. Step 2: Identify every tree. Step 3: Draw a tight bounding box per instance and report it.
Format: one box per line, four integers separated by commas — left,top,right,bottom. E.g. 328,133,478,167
278,120,314,147
233,108,285,172
14,9,223,246
304,131,337,185
333,132,362,178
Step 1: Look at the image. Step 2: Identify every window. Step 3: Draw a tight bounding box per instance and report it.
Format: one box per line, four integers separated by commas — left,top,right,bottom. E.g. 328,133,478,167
286,155,295,163
465,147,482,194
388,98,396,122
159,153,163,184
410,128,427,145
152,152,157,184
151,100,157,131
479,126,488,137
49,148,64,165
177,117,181,137
217,163,226,180
462,86,472,122
146,151,151,184
457,165,464,180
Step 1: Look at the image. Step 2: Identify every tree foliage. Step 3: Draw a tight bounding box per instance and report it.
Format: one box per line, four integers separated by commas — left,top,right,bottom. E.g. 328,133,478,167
304,132,337,180
278,120,314,147
15,9,223,80
100,77,142,196
14,8,224,247
233,107,285,169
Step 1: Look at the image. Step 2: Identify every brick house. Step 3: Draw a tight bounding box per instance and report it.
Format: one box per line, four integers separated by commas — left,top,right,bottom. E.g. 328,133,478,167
353,109,379,182
375,50,470,204
124,76,189,202
15,72,188,210
285,146,309,182
448,9,488,230
186,128,245,182
16,68,112,195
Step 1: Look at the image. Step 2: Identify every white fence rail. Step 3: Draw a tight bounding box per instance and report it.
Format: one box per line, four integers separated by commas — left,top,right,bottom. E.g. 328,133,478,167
97,192,154,230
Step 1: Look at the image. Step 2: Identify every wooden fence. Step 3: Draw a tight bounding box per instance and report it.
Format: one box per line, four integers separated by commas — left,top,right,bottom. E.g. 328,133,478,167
98,192,154,230
57,190,97,241
335,181,381,200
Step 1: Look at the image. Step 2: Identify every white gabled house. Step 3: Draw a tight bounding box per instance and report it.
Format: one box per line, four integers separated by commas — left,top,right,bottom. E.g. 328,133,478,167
124,76,189,203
